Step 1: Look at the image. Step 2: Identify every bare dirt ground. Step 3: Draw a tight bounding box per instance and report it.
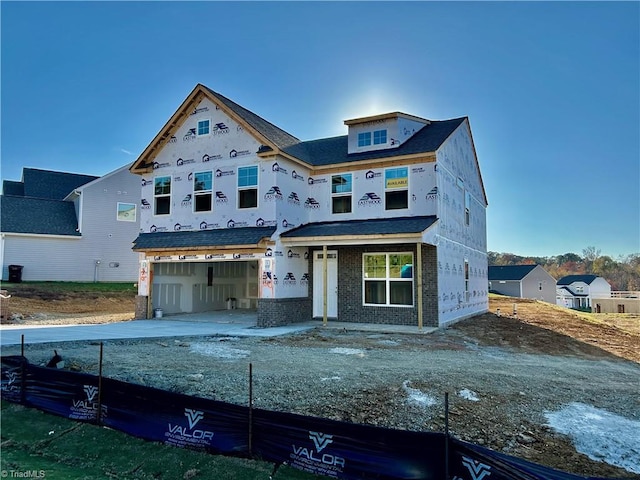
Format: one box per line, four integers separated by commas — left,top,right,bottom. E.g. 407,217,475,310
1,289,639,478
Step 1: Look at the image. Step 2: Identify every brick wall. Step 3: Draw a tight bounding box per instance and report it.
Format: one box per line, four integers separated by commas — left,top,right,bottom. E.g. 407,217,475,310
309,244,439,326
257,297,312,327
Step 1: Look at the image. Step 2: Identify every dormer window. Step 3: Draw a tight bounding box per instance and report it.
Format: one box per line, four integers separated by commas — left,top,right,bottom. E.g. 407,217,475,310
373,129,387,145
358,132,371,147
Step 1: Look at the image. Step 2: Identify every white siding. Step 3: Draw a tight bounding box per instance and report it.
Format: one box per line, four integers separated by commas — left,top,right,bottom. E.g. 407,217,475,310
1,166,140,282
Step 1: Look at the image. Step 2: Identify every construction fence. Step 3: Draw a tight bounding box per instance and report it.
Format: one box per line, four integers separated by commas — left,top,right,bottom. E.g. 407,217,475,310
1,354,602,480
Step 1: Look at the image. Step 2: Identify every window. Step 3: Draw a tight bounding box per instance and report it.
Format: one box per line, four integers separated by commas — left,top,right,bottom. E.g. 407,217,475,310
358,132,371,147
331,174,352,214
465,191,471,226
363,253,413,306
197,119,210,136
539,282,543,291
385,167,408,210
193,171,212,212
373,129,387,145
154,176,171,215
238,165,258,209
117,202,136,222
464,260,470,301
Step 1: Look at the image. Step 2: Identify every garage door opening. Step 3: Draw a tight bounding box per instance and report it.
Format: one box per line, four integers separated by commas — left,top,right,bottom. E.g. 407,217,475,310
153,260,259,315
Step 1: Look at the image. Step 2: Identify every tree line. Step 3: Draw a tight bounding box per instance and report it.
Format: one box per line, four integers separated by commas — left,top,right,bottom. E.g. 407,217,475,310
488,247,640,291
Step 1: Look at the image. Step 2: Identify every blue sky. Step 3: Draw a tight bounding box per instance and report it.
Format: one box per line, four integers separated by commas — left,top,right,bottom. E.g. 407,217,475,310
1,1,638,258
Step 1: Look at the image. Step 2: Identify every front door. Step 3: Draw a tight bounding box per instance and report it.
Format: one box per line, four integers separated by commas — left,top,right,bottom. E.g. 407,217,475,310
313,250,338,318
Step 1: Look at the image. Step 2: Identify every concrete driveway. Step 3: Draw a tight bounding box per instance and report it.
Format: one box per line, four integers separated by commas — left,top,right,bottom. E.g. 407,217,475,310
0,311,314,346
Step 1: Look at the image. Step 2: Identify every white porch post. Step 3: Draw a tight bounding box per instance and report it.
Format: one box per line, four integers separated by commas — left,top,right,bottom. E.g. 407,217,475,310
322,244,328,326
417,242,423,330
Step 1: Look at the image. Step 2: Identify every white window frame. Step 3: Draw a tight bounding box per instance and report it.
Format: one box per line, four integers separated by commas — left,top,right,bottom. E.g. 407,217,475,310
116,202,136,222
384,167,409,211
193,171,213,213
331,173,353,214
197,119,211,136
362,252,414,307
153,175,171,216
237,165,259,209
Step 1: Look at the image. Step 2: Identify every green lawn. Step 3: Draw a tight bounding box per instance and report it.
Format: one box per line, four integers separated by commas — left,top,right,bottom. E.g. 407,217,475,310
1,281,137,295
1,401,319,480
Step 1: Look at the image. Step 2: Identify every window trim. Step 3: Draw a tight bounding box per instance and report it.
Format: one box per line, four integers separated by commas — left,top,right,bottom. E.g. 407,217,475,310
362,252,414,307
193,170,213,213
197,119,211,136
331,173,353,214
153,175,172,216
237,165,259,209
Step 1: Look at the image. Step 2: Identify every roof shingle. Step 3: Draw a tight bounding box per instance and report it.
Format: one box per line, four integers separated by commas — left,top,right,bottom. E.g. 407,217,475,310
281,216,437,238
133,226,277,250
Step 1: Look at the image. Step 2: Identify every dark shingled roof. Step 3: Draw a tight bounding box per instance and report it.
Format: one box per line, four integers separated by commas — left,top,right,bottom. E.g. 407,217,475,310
558,286,588,297
282,118,466,166
202,85,300,150
133,226,277,250
557,275,599,285
281,216,437,238
2,180,24,196
1,196,80,236
21,168,98,200
488,265,538,281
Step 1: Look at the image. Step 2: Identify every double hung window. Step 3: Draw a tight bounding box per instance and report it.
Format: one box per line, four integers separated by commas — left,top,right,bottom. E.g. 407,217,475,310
385,167,408,210
363,253,414,306
331,174,352,214
238,165,258,209
194,171,212,212
154,176,171,215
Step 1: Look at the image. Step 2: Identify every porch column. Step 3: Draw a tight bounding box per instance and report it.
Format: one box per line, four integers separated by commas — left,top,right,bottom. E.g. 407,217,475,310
417,242,423,330
322,244,328,326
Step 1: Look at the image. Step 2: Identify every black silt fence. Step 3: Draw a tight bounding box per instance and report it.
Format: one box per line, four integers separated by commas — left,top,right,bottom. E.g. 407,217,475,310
1,355,604,480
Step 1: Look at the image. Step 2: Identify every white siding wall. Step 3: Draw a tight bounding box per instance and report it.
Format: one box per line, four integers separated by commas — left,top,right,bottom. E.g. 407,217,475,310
434,120,488,326
1,167,140,282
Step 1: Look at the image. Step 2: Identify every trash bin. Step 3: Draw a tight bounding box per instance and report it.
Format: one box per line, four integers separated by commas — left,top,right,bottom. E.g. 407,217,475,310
8,265,23,283
226,298,237,310
154,308,163,318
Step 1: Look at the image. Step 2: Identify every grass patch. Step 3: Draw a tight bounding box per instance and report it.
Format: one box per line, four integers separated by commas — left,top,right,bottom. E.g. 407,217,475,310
1,401,319,480
1,282,136,295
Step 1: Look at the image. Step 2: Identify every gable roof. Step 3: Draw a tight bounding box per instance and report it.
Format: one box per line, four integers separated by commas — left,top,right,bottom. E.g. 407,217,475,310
21,168,98,200
132,226,277,251
488,265,538,281
557,274,599,285
557,285,588,297
0,195,80,236
131,84,300,173
282,118,466,167
281,216,437,238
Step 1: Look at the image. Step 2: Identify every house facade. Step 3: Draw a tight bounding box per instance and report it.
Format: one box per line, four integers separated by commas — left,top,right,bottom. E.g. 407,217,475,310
488,265,556,303
130,84,489,327
556,274,612,310
1,165,140,282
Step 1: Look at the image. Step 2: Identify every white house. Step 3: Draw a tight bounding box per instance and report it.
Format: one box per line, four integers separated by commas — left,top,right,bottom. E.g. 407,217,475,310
1,165,141,282
129,84,489,328
556,275,612,310
488,265,556,303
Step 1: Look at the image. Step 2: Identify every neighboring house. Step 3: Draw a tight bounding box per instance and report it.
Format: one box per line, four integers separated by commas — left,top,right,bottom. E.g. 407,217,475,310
556,275,612,310
488,265,556,303
1,165,141,282
130,84,489,328
591,291,640,314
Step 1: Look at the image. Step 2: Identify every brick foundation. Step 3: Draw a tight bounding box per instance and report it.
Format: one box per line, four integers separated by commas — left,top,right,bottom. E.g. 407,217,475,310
257,297,312,327
135,295,149,320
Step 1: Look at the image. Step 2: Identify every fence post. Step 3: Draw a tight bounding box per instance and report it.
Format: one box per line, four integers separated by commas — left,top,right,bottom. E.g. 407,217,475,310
445,392,450,480
20,336,27,406
248,362,254,457
97,342,104,426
